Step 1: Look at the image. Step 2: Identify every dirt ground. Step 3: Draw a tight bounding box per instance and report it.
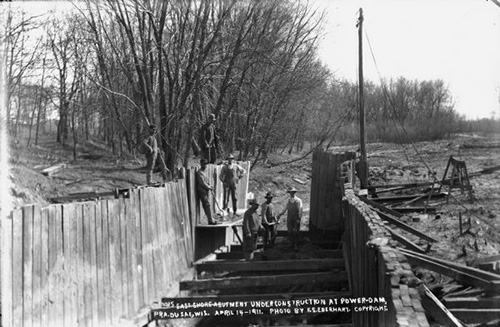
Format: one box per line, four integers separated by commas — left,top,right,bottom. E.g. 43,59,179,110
7,131,500,293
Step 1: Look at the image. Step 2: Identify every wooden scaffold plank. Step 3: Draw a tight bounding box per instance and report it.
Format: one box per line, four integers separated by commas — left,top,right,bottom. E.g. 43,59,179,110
180,271,348,291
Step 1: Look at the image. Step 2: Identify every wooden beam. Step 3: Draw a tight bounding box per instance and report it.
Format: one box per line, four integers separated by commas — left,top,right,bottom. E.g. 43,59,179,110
404,252,500,293
373,208,437,243
357,195,404,218
315,250,344,259
41,163,67,176
196,259,345,273
161,291,351,305
470,254,500,267
443,297,500,309
371,182,434,189
179,271,348,291
399,248,500,282
418,285,464,327
370,193,446,202
449,309,500,324
444,288,485,298
392,206,437,213
216,252,244,260
386,227,425,253
230,243,263,252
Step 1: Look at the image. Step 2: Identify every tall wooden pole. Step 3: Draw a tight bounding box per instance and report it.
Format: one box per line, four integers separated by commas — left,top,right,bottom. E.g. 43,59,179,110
357,8,368,188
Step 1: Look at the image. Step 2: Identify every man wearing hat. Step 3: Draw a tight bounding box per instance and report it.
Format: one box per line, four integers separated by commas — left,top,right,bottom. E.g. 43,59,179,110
243,199,263,260
139,124,159,185
196,158,218,225
278,187,303,250
261,192,278,249
199,113,219,164
219,154,246,217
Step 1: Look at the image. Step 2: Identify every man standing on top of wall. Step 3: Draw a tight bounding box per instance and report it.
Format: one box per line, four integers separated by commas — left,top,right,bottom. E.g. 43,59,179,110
277,187,303,251
196,158,219,225
220,154,246,218
199,113,219,164
138,124,160,185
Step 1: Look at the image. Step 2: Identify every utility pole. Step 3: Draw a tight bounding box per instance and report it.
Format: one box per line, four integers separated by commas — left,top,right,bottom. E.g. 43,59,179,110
357,8,368,189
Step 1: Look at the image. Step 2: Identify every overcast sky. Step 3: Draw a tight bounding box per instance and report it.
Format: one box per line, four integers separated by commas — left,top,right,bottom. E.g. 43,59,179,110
313,0,500,119
11,1,500,119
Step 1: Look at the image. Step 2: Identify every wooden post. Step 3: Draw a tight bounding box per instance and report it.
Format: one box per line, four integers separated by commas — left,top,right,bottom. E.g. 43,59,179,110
357,8,368,189
459,212,463,235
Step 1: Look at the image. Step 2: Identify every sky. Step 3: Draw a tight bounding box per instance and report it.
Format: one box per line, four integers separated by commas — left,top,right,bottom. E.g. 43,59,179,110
313,0,500,119
6,0,500,119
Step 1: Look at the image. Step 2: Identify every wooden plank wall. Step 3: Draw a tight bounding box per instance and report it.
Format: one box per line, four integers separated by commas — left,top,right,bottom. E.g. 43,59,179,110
309,150,355,236
4,179,194,327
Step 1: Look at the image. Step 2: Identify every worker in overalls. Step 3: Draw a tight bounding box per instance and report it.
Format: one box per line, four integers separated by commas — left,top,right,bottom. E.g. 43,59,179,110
278,187,303,251
219,154,246,217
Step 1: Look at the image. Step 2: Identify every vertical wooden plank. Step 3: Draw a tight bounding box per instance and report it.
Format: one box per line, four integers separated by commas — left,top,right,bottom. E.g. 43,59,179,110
164,185,174,286
108,199,122,322
157,187,170,292
236,161,250,210
146,188,155,303
23,205,34,327
180,181,194,264
127,189,139,314
2,211,13,327
120,197,129,318
51,205,64,326
139,188,150,306
89,202,100,327
175,182,185,272
95,199,105,326
133,190,144,310
309,150,319,230
40,207,49,327
12,209,23,327
150,188,160,300
100,200,112,326
76,203,85,327
82,203,92,327
32,205,42,327
177,182,190,270
62,204,77,327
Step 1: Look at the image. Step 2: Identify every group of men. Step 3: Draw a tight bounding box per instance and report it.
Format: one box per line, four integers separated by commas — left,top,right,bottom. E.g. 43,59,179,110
243,188,303,259
139,113,218,185
196,154,246,225
140,113,304,258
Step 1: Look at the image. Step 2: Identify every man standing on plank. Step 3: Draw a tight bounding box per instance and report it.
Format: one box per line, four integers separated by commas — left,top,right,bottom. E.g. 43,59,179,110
219,154,246,217
196,158,219,225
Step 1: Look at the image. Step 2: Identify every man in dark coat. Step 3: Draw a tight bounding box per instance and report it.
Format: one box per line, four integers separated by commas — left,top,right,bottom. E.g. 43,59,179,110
196,158,219,225
261,192,278,249
243,199,262,260
199,114,218,164
219,154,246,217
141,124,159,185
